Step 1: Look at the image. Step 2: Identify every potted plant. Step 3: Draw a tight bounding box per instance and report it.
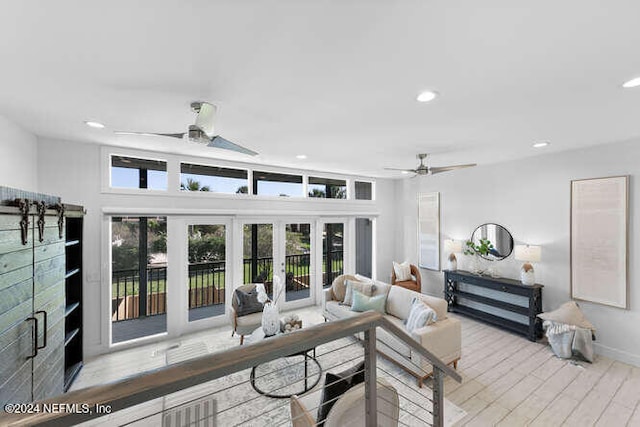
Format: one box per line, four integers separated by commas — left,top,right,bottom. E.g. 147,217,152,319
463,238,495,274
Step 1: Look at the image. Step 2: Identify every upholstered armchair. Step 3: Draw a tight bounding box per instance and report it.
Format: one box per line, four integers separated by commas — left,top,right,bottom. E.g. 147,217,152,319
228,283,264,345
290,379,399,427
391,264,421,293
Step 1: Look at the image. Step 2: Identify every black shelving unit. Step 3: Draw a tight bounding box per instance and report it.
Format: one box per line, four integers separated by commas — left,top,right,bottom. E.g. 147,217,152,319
64,206,84,391
444,270,543,341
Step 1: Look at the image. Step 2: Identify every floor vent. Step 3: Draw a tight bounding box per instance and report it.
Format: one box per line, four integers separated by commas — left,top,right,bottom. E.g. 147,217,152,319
162,397,217,427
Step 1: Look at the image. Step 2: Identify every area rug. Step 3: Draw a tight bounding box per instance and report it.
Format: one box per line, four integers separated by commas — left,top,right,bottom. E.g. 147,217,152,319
76,307,466,426
158,336,466,426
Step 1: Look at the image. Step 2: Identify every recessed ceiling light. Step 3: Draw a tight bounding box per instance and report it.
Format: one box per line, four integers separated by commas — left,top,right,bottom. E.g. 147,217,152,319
533,141,550,148
296,154,307,159
401,170,410,174
622,76,640,88
85,121,105,129
416,90,438,103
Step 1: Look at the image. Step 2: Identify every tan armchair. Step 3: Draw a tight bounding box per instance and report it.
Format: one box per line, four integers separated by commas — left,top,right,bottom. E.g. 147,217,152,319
391,264,421,293
290,379,399,427
228,283,264,345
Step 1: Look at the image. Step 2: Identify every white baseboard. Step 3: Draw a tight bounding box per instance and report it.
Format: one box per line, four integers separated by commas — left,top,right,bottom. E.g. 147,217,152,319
593,342,640,367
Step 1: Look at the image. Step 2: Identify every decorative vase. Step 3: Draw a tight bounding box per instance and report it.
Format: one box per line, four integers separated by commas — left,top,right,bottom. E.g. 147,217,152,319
485,261,500,278
261,302,280,336
469,255,483,275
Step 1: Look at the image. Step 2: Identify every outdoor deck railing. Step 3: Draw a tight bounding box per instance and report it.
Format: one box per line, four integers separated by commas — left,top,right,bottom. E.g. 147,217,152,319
112,251,344,322
188,260,226,309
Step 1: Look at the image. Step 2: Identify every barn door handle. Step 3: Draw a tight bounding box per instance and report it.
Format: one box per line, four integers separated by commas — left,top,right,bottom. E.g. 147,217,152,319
35,310,48,349
25,317,38,360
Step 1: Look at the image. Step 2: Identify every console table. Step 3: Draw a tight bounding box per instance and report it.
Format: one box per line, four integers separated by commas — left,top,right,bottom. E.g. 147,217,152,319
444,270,543,341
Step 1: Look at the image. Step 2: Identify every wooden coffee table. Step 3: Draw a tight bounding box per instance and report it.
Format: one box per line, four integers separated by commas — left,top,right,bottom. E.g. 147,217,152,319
247,327,321,398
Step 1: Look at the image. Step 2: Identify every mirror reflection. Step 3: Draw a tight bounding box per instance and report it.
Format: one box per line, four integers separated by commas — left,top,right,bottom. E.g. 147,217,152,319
471,223,514,260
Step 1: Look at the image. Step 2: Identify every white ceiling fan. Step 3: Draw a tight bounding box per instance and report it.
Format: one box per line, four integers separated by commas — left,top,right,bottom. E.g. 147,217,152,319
385,153,476,176
115,101,258,156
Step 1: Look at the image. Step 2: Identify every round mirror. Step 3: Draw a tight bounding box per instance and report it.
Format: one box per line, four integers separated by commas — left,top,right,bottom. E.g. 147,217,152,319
470,223,514,260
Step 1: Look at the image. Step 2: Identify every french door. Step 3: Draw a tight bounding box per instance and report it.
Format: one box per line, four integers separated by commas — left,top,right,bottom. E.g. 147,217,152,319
110,216,168,344
280,221,314,308
185,220,231,324
237,219,315,309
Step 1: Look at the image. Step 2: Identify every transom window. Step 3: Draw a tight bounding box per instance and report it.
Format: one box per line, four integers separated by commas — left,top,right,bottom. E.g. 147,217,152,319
111,156,167,190
180,163,248,194
253,171,303,197
308,177,347,199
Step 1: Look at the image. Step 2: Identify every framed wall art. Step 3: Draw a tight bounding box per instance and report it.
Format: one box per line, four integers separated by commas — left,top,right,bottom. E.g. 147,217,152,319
418,192,440,271
571,176,629,308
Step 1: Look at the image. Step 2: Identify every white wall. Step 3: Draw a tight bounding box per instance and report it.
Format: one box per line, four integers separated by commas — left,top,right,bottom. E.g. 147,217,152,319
0,114,38,191
36,138,397,357
395,139,640,367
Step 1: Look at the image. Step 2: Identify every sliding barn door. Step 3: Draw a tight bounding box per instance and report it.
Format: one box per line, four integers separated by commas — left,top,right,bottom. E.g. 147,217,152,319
0,214,35,405
32,219,65,400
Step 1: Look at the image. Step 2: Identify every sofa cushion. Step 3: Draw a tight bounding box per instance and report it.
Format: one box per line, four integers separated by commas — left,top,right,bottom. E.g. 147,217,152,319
330,274,362,302
343,280,374,306
416,294,448,321
372,281,392,298
378,315,412,358
386,286,448,322
350,290,387,314
386,286,417,321
325,301,360,320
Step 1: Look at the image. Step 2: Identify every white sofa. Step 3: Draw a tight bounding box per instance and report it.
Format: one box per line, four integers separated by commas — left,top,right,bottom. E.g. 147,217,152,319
323,275,461,387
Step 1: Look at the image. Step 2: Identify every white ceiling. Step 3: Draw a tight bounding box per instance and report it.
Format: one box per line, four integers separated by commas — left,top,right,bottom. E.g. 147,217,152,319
1,1,640,178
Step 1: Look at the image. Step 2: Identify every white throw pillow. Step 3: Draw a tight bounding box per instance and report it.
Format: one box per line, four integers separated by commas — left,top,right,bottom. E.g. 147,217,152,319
343,280,374,306
393,261,412,281
405,298,436,332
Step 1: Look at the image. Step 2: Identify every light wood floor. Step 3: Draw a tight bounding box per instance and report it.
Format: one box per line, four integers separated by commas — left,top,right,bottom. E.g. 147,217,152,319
75,308,640,426
447,313,640,426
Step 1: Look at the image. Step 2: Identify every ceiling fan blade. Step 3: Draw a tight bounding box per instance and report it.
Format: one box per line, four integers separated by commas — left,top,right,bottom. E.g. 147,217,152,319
383,167,417,173
114,131,186,139
207,135,258,156
194,102,216,138
429,164,477,175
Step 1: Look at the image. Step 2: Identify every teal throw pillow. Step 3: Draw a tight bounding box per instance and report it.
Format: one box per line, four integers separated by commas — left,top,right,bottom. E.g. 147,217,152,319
350,289,387,314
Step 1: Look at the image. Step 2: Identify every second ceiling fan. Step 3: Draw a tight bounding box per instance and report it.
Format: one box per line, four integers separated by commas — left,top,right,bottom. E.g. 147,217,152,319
385,153,476,176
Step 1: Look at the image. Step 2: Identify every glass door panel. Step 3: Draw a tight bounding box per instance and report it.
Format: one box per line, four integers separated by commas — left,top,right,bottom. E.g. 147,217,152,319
322,223,344,288
284,223,312,303
243,223,274,296
187,224,227,322
355,218,373,278
111,216,167,344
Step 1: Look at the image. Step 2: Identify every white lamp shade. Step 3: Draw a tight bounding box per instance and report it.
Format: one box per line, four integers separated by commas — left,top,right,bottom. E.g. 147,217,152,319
444,239,462,253
514,245,541,262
